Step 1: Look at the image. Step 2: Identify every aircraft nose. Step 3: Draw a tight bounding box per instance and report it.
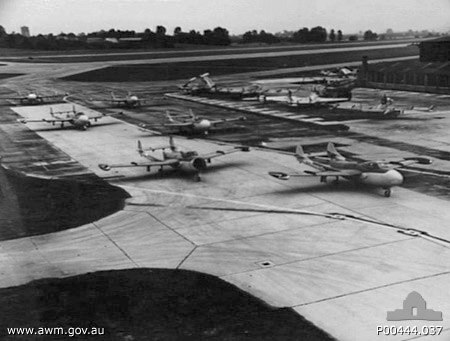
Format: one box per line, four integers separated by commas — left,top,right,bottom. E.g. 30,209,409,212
387,169,403,186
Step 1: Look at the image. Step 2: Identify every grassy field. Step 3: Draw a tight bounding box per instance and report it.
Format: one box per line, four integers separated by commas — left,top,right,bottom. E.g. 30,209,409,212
0,39,420,63
0,269,336,340
63,45,418,82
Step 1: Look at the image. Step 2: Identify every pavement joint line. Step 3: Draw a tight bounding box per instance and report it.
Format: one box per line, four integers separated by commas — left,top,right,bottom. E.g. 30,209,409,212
24,237,67,277
340,213,450,247
176,246,198,270
218,237,413,278
292,270,450,308
193,220,341,248
119,183,450,248
118,185,339,220
92,222,140,268
141,211,198,247
124,205,270,230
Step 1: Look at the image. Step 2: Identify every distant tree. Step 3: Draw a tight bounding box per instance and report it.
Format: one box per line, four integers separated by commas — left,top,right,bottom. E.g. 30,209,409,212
242,29,279,44
174,27,182,35
337,30,343,41
0,25,6,37
292,27,309,43
156,25,166,36
203,27,230,45
329,29,336,42
363,30,378,40
348,35,358,41
309,26,327,42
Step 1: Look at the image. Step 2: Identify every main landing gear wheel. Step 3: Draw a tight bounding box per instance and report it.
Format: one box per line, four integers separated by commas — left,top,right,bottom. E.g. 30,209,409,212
194,174,201,182
384,188,392,197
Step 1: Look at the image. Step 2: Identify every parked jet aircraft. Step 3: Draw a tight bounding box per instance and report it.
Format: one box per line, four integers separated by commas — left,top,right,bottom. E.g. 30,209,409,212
18,106,108,130
180,73,264,98
107,92,152,108
1,91,68,105
269,142,431,197
259,90,350,107
140,110,246,135
98,137,250,181
346,95,404,118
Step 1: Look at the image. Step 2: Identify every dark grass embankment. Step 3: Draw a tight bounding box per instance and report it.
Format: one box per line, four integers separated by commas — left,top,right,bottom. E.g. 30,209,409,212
63,46,418,82
0,167,129,241
0,106,129,241
0,73,24,80
0,269,336,341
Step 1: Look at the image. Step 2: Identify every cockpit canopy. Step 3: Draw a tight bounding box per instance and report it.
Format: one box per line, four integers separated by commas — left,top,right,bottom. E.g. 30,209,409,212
360,161,390,171
181,151,198,158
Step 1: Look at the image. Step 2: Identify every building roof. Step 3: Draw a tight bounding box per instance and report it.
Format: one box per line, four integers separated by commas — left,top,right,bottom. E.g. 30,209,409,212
365,59,450,76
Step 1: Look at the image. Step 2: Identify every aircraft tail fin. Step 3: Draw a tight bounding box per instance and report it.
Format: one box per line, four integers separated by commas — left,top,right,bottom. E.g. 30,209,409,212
294,144,310,164
137,140,144,156
189,109,196,120
169,136,176,151
327,142,345,160
166,111,175,122
111,92,116,100
199,73,215,88
50,107,54,117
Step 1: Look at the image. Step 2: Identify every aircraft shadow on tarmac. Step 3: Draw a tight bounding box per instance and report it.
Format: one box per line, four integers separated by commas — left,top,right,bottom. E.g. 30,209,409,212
270,179,385,197
110,161,248,183
26,120,121,132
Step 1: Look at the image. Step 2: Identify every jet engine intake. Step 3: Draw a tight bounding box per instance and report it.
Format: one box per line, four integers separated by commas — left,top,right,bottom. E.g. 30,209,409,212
191,157,207,170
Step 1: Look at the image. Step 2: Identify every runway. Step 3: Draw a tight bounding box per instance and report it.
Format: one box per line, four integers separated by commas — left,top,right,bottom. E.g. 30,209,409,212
2,102,449,340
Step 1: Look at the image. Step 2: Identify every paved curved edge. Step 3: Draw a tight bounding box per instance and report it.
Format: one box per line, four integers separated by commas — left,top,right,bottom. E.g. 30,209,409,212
2,103,450,341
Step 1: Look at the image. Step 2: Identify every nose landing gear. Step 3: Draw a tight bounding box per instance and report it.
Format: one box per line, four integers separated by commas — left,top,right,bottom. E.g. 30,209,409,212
383,188,392,197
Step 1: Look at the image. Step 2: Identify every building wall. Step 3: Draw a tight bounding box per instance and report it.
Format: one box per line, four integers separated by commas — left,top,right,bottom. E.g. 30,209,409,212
20,26,30,38
419,41,450,62
358,61,450,94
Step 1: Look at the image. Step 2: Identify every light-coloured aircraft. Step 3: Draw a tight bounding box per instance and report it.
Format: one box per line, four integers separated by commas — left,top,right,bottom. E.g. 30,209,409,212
98,137,250,181
347,95,404,118
141,110,246,135
108,92,152,108
18,106,108,130
1,91,68,105
269,142,432,197
180,73,263,98
259,90,350,107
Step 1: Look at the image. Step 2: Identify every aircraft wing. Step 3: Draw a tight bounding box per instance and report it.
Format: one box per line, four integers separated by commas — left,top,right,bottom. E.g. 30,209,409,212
269,169,361,180
1,96,27,101
293,96,347,105
39,94,65,100
87,114,107,121
200,146,250,160
388,157,432,167
98,159,179,171
210,116,246,126
164,121,194,127
313,97,349,104
17,117,73,124
110,98,127,103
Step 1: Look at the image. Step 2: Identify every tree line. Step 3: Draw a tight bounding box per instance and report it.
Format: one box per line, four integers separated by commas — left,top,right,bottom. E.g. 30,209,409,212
0,24,408,51
0,25,231,50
